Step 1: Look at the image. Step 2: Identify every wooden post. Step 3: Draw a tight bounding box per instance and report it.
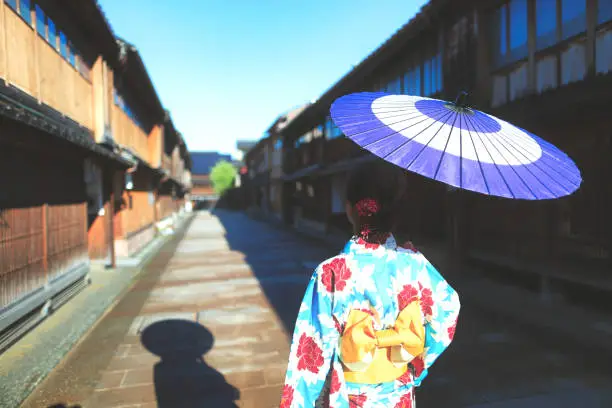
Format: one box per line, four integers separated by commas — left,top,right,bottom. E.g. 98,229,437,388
586,0,597,77
527,0,537,93
42,203,48,282
108,171,116,268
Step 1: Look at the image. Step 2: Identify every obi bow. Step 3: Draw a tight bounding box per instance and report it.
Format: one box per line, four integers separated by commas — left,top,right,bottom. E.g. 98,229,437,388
339,301,425,384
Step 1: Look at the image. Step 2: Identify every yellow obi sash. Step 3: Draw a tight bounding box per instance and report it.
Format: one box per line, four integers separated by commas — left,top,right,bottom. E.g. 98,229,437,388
339,301,425,384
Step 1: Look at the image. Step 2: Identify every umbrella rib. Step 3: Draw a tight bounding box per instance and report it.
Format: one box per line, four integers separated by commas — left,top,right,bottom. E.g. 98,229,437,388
333,107,434,122
490,126,580,190
466,115,538,199
433,111,459,181
464,114,516,198
464,120,491,195
352,109,449,143
377,110,456,159
479,114,579,187
360,110,453,150
484,127,563,197
403,111,457,170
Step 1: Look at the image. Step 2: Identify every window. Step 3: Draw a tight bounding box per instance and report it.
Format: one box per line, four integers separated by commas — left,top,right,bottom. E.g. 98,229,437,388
492,0,528,67
19,0,31,24
403,65,421,95
561,0,586,40
423,60,431,95
599,0,612,24
325,115,343,139
274,139,282,151
423,54,442,96
536,0,557,50
47,18,57,49
386,77,401,94
509,0,528,59
59,32,68,59
35,5,45,37
69,43,76,66
5,0,17,11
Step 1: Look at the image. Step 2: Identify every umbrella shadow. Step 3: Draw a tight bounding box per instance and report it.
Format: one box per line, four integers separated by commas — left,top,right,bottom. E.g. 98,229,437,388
47,405,82,408
141,319,240,408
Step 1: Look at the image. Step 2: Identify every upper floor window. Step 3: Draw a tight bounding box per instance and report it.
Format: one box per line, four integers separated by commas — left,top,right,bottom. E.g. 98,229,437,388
403,65,421,95
59,32,68,59
35,4,45,37
325,115,343,139
114,88,145,130
599,0,612,24
19,0,30,24
561,0,586,40
536,0,557,50
47,18,57,49
536,0,587,51
5,0,17,11
69,43,76,66
423,54,443,96
492,0,528,68
386,77,401,94
274,139,282,151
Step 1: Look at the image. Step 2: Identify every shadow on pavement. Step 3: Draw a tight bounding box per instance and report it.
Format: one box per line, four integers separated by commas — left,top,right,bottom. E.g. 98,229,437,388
47,405,82,408
212,209,339,335
141,319,240,408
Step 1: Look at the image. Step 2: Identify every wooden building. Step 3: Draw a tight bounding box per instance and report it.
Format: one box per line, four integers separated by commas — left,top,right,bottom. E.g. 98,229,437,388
244,105,309,222
262,0,612,293
0,0,191,349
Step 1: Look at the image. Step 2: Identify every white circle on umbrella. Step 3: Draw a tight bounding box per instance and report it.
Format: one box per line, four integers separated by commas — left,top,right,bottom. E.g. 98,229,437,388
371,95,543,166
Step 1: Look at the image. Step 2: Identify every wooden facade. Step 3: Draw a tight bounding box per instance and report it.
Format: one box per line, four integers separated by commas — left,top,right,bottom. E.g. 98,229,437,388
0,0,191,347
245,0,612,289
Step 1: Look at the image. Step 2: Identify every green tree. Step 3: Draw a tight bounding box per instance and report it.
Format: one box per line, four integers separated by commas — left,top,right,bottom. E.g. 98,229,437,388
210,160,237,195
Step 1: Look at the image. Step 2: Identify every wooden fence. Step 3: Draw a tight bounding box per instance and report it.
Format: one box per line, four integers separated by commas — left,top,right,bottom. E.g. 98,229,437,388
0,202,88,309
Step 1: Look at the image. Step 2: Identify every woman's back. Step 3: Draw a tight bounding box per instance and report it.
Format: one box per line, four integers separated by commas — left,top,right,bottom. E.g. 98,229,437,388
281,235,460,408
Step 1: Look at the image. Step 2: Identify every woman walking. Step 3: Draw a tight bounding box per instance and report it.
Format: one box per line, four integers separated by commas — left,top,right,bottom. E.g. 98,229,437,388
280,161,460,408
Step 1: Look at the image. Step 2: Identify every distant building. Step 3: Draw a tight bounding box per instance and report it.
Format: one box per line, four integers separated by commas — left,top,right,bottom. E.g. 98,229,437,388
190,152,232,206
243,105,309,221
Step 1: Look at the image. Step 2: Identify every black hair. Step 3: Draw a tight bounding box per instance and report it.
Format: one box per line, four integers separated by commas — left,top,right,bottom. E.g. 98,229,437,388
345,160,407,241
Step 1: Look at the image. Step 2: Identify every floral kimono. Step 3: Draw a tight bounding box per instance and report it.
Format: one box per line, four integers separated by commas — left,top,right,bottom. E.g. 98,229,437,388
281,235,460,408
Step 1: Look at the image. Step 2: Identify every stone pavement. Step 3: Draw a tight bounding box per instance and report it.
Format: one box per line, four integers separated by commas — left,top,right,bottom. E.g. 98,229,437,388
21,211,332,408
20,210,612,407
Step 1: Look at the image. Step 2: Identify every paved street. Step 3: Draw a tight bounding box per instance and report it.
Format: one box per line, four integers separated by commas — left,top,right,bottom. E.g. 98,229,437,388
21,211,612,407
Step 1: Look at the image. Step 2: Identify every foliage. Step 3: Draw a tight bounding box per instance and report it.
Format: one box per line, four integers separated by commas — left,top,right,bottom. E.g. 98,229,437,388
210,160,237,195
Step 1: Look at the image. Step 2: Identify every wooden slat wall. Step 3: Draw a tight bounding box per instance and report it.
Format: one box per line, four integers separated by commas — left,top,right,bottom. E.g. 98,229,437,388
0,206,46,309
5,9,37,95
112,106,149,162
47,203,88,281
0,202,87,309
1,6,94,129
122,191,155,235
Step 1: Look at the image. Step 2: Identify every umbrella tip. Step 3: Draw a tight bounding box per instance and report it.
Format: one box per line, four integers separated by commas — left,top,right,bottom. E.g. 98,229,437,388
454,91,469,107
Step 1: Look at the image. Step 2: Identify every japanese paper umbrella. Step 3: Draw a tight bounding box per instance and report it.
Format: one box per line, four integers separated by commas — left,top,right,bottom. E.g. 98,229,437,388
330,92,582,200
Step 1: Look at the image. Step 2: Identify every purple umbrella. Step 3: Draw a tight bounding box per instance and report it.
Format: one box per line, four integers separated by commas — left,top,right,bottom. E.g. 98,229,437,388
330,92,581,200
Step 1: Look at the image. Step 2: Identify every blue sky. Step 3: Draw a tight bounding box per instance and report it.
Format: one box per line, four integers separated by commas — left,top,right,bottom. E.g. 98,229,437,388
99,0,428,157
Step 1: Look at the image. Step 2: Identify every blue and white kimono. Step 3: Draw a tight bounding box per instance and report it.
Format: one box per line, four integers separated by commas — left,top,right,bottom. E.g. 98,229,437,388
281,235,460,408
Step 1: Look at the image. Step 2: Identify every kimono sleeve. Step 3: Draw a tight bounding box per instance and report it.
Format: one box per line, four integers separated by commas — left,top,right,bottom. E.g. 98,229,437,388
411,259,460,387
281,265,341,408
